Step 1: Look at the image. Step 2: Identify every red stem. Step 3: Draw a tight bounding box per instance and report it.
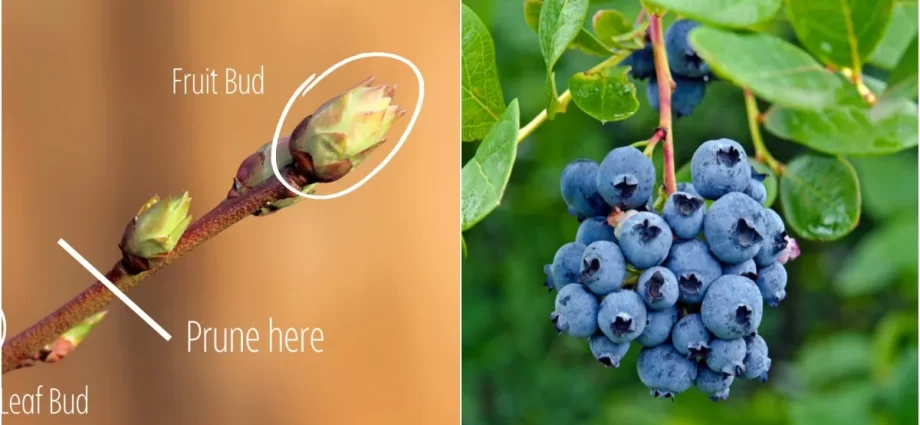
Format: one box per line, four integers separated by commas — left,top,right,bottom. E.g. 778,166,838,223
648,14,677,195
2,177,299,373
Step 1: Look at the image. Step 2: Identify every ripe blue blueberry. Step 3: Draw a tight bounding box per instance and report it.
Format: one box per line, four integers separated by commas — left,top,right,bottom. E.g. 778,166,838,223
662,191,706,240
706,338,747,376
671,313,712,360
637,344,699,399
618,212,674,269
637,267,679,310
756,262,787,306
665,20,710,78
624,45,655,80
561,159,611,219
701,275,764,339
722,258,758,281
548,242,586,291
743,169,768,205
676,182,700,198
576,216,617,246
690,139,752,200
663,239,723,303
754,208,788,267
551,284,599,337
636,306,679,347
580,241,627,296
741,334,772,382
598,290,648,343
647,76,708,118
589,333,631,368
704,192,768,264
694,367,734,402
596,146,656,210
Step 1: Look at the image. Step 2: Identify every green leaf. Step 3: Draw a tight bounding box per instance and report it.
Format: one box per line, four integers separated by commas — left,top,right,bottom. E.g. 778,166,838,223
751,159,778,208
789,384,875,425
461,5,507,141
591,10,632,47
524,0,611,57
851,154,918,220
641,0,780,28
887,346,919,425
784,0,895,70
568,67,639,123
780,155,860,241
797,332,873,389
869,2,919,69
836,213,918,296
764,101,919,156
690,28,863,110
884,36,918,100
539,0,591,118
461,100,521,231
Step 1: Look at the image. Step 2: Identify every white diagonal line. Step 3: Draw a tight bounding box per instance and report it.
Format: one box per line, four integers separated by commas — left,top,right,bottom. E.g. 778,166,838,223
57,239,172,341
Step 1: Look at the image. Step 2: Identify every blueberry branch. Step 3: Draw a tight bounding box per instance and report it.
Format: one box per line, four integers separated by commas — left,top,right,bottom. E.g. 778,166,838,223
743,89,784,175
516,52,630,144
2,174,307,374
647,12,677,194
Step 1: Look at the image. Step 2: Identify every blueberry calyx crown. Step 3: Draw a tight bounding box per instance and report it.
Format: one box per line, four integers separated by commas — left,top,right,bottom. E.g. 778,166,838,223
580,258,601,281
715,146,742,167
610,314,634,334
613,175,638,199
733,218,764,248
772,231,789,253
734,304,753,329
678,272,703,294
751,169,768,182
645,271,666,300
674,193,703,216
636,219,663,241
687,342,711,361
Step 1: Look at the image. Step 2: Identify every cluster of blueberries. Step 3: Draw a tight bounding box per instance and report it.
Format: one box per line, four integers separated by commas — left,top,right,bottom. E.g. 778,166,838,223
546,139,790,400
623,19,712,118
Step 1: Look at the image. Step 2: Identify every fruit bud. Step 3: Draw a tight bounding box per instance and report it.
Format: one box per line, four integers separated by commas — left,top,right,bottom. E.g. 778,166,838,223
119,192,193,272
290,76,406,182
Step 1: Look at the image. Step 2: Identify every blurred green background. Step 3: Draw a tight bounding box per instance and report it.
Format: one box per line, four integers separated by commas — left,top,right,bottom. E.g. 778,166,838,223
461,1,919,424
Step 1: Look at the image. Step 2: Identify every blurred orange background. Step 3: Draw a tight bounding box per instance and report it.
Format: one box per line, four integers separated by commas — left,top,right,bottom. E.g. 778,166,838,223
3,1,459,424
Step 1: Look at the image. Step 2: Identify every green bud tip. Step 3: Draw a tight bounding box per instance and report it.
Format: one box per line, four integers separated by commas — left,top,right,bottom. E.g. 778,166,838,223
120,192,193,268
42,311,108,363
290,76,407,182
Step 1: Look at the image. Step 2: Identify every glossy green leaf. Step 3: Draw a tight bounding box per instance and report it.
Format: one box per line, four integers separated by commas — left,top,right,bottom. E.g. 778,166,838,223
691,28,863,110
568,67,639,123
764,100,919,156
462,5,507,141
884,36,918,100
780,155,860,241
887,346,919,425
785,0,895,69
642,0,780,28
789,384,875,425
797,332,872,389
836,213,918,296
869,2,919,69
539,0,590,118
591,10,632,47
461,100,521,231
524,0,611,57
851,154,918,220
